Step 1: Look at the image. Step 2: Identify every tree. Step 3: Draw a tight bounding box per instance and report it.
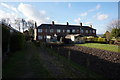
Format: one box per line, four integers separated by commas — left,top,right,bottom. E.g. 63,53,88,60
111,28,120,43
107,19,120,32
105,31,111,41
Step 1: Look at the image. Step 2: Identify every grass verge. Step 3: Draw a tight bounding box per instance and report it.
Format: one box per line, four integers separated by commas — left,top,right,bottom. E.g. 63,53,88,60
76,43,119,53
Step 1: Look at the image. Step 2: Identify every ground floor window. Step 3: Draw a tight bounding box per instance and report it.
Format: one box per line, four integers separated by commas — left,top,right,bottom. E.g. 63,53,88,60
38,35,43,40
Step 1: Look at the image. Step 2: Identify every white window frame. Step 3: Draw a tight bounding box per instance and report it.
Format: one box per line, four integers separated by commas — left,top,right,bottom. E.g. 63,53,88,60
45,29,47,32
63,29,65,33
67,29,70,33
38,35,43,40
72,29,75,33
38,29,42,33
50,29,54,33
81,29,83,33
93,30,95,33
57,29,61,33
86,30,88,33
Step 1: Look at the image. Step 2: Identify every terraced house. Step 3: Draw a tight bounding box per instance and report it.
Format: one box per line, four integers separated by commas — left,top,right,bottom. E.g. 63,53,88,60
34,21,96,42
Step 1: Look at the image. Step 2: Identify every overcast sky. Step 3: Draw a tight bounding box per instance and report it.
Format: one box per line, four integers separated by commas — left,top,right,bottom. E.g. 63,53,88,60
0,2,118,34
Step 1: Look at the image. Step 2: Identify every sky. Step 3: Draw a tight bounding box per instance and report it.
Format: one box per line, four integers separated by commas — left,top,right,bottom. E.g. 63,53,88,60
0,2,118,34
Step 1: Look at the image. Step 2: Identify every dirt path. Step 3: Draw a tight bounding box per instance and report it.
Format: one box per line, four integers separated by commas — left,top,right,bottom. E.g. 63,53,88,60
38,47,84,78
22,43,34,78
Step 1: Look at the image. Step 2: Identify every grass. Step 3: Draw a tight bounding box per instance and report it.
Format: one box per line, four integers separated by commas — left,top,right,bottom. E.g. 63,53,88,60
45,46,102,79
76,43,119,53
3,42,52,78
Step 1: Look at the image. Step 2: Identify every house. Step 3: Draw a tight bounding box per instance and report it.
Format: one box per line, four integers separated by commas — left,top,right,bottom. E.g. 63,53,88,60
34,21,96,42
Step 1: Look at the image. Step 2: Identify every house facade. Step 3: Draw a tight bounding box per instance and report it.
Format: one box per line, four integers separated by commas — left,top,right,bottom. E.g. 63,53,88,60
34,21,96,41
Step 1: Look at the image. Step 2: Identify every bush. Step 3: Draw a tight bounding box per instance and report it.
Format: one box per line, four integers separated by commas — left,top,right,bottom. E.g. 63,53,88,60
97,38,106,43
109,40,114,44
10,32,25,52
2,25,10,54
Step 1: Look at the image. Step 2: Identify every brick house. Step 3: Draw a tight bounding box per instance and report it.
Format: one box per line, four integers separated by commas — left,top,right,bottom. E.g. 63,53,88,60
34,21,96,41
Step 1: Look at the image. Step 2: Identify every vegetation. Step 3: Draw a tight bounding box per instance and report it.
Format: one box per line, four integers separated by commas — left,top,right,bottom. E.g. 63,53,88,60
3,42,51,78
76,43,118,53
2,24,10,53
10,32,25,52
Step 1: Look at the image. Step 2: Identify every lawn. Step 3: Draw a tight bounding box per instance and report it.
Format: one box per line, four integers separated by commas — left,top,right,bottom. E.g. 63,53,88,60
76,43,119,53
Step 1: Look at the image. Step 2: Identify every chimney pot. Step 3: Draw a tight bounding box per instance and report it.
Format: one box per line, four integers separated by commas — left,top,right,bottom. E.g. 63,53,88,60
80,23,82,26
52,21,54,25
90,24,92,28
67,22,69,25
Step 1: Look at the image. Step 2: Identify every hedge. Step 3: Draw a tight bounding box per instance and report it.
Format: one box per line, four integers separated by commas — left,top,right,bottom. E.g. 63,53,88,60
2,25,10,54
10,32,25,52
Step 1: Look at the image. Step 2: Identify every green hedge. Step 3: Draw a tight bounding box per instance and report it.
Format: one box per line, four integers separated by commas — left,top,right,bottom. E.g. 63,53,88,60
10,32,25,52
2,25,10,54
85,37,106,43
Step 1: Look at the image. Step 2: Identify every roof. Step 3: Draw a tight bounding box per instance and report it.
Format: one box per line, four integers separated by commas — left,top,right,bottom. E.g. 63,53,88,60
37,24,96,30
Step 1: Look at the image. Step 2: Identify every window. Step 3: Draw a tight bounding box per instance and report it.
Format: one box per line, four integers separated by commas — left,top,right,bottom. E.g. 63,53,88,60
72,29,75,33
81,29,83,33
50,29,54,33
77,29,79,32
63,29,64,32
38,29,42,33
93,30,95,33
38,35,42,40
45,29,47,32
67,29,70,33
86,30,88,33
57,29,60,33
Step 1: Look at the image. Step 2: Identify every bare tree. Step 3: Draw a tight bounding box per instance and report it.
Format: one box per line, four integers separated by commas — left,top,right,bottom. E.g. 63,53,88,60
15,18,21,31
107,19,120,32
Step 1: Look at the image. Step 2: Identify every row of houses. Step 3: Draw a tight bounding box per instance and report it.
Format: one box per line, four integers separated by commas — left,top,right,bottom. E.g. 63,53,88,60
34,21,96,43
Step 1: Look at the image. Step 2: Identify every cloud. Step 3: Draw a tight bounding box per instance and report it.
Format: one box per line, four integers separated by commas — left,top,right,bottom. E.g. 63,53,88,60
1,3,18,13
93,12,109,20
84,22,92,25
97,14,109,20
18,3,50,25
40,10,46,15
80,12,87,17
74,17,81,23
96,4,101,10
88,4,101,12
68,3,71,8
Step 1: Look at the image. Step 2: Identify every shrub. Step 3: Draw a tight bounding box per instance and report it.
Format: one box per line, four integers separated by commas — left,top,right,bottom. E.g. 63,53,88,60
109,40,114,44
2,25,10,54
10,32,25,52
97,38,106,43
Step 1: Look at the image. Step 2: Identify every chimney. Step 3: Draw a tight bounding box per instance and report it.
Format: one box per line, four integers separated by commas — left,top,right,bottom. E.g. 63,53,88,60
67,22,69,25
52,21,54,25
80,23,82,26
90,24,92,28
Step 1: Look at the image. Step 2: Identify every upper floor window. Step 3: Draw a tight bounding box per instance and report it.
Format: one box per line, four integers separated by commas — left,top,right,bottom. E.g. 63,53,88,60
63,29,65,33
81,29,83,33
38,29,42,33
67,29,70,33
50,29,54,33
45,29,47,32
57,29,61,33
72,29,75,33
86,30,88,33
93,30,95,33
